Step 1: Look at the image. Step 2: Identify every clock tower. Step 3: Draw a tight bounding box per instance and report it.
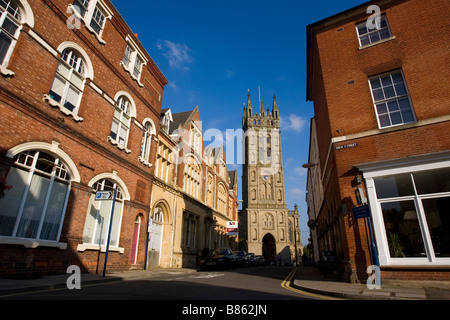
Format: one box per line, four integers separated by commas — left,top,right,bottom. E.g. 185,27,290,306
240,92,300,264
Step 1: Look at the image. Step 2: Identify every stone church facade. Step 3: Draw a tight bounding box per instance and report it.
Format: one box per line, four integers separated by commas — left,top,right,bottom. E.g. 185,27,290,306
240,92,301,265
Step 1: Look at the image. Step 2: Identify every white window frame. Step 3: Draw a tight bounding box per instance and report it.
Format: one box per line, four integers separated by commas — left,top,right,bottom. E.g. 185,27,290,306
368,70,416,129
120,35,148,86
361,155,450,268
139,118,156,166
0,150,72,248
110,95,131,148
356,14,393,48
69,0,113,44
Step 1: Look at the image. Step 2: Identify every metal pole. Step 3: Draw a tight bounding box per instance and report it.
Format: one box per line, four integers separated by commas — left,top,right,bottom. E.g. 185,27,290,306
366,215,381,286
102,187,117,278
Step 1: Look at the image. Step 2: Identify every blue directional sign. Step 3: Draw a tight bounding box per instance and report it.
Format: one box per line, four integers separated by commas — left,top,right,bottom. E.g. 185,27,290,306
95,191,113,201
352,204,371,220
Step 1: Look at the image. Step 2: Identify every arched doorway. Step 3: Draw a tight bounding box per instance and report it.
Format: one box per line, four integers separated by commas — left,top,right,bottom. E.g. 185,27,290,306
262,233,276,261
130,215,141,265
148,205,164,268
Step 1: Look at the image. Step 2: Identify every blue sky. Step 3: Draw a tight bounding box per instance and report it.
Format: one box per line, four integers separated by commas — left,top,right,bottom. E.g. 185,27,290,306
112,0,369,246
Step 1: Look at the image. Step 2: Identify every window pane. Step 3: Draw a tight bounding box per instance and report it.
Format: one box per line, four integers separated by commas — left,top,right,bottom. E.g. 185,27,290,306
94,200,112,245
82,195,99,244
387,100,399,112
56,62,71,80
394,82,407,96
40,181,68,241
382,200,426,258
49,75,66,103
64,85,80,112
383,85,396,99
110,119,119,140
422,197,450,257
374,173,415,199
401,110,414,123
0,31,12,64
390,111,402,125
2,16,19,36
357,24,368,35
16,174,50,239
413,168,450,195
369,32,380,43
372,88,384,101
378,114,391,127
70,72,84,90
398,97,411,110
370,78,381,89
0,167,29,236
119,125,128,145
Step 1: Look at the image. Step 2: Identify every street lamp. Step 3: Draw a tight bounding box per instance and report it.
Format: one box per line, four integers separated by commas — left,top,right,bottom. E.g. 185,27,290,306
302,163,318,169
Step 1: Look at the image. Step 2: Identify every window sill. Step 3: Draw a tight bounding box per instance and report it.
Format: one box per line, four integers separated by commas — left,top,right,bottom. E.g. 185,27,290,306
107,136,131,154
0,237,67,250
77,243,124,254
358,36,396,50
43,94,84,122
0,65,15,77
120,61,144,87
138,156,153,168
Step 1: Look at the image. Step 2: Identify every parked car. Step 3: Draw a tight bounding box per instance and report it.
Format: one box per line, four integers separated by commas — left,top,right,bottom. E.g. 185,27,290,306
203,248,236,270
254,255,268,266
235,251,249,267
246,253,256,267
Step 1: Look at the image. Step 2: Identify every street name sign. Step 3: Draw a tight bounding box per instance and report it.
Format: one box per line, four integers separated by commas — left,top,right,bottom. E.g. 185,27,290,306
352,204,371,220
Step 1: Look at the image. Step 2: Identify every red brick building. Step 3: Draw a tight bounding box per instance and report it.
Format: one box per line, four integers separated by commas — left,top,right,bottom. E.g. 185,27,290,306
0,0,167,278
306,0,450,282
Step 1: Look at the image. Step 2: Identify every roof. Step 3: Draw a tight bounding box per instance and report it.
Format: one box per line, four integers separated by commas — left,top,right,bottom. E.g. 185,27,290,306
169,110,194,134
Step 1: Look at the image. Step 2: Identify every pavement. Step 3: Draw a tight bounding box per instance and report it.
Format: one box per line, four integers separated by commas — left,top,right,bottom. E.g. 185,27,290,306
0,266,449,300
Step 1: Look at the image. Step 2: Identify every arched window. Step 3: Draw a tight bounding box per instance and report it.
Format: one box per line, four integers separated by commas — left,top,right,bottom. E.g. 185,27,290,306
0,150,71,241
140,119,155,163
48,48,86,115
0,0,29,69
110,95,131,147
82,179,124,247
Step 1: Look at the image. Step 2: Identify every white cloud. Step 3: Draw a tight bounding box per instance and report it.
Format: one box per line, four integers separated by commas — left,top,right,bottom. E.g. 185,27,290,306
157,40,193,71
291,188,305,197
293,167,307,177
280,114,306,133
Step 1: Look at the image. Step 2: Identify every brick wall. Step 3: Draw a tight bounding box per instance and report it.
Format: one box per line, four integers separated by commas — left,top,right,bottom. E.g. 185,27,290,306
0,0,166,278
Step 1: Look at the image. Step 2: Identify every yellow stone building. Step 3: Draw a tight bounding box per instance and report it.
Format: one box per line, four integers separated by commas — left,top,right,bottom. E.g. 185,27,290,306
148,107,239,268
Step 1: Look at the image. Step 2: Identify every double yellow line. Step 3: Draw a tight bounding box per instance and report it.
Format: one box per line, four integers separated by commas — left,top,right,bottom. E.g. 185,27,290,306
281,268,343,300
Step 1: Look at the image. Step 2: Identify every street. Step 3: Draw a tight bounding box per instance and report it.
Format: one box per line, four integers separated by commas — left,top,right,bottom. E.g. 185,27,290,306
0,266,325,301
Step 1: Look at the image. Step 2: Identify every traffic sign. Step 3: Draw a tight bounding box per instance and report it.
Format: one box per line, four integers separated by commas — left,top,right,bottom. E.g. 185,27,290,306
95,191,113,201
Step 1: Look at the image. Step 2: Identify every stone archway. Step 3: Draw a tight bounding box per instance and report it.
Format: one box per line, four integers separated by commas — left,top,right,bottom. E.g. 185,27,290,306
262,233,276,261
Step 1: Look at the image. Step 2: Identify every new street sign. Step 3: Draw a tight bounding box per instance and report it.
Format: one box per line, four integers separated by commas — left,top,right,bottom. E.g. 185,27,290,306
352,204,371,220
95,191,113,201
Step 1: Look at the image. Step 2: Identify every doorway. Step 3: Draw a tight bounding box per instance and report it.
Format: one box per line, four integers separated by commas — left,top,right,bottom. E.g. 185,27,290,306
262,233,276,261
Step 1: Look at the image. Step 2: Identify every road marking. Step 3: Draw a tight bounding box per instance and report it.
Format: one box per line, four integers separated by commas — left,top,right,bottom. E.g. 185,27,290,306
281,268,344,300
189,273,225,279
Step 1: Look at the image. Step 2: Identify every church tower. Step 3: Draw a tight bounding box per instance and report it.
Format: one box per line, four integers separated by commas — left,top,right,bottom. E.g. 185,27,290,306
241,91,300,264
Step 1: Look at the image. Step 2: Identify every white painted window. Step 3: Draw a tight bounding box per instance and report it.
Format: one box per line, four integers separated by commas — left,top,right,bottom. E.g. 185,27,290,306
110,95,131,147
0,150,71,241
82,179,124,247
362,157,450,267
49,48,86,115
121,36,147,85
356,14,392,47
369,70,416,128
70,0,112,44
